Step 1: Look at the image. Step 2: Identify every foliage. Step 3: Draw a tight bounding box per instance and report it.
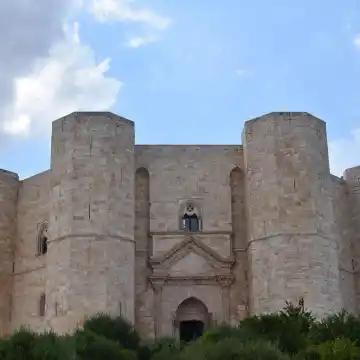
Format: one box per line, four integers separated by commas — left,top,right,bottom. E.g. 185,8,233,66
309,310,360,347
5,299,360,359
239,298,314,355
181,338,289,360
82,313,140,351
298,338,360,360
74,329,136,360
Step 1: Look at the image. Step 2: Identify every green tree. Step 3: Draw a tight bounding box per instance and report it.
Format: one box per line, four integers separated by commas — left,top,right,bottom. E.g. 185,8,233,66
82,313,140,351
74,329,136,360
310,310,360,347
181,338,288,360
239,298,314,355
299,338,360,360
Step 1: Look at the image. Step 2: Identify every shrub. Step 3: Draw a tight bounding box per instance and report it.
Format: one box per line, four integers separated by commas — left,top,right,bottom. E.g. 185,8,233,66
181,338,289,360
82,313,140,351
239,298,314,354
309,310,360,347
299,338,360,360
74,329,136,360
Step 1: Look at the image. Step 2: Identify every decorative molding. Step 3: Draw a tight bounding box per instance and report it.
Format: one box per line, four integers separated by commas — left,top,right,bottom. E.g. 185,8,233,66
149,275,232,286
150,235,234,270
216,274,235,287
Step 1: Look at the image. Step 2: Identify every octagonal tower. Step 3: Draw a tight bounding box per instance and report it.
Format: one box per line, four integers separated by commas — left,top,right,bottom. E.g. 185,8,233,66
242,112,342,317
46,112,135,333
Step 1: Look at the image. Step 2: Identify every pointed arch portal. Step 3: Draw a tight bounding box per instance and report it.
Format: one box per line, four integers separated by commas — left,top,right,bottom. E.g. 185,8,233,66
175,297,209,342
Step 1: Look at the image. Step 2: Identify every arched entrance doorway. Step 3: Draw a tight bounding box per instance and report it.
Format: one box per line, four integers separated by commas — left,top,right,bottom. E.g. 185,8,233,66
175,297,210,342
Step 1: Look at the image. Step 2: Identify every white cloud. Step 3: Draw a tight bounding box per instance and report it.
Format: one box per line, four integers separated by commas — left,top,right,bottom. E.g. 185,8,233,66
87,0,171,47
125,34,158,48
236,69,252,79
88,0,171,29
353,34,360,50
328,128,360,176
2,22,122,138
0,0,170,145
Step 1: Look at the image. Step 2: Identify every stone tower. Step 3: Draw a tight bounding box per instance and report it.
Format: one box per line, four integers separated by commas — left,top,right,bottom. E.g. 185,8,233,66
46,112,136,333
0,170,19,336
242,112,342,317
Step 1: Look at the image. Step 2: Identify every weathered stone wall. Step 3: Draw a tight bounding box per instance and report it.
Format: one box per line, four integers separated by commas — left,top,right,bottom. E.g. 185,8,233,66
243,112,342,317
344,166,360,313
331,175,356,313
4,110,359,337
11,171,49,332
134,167,154,338
46,112,136,333
229,167,249,323
135,145,249,336
135,145,243,232
0,170,19,336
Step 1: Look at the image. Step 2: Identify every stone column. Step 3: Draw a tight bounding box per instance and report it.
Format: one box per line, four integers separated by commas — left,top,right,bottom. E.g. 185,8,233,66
217,275,234,324
152,281,164,338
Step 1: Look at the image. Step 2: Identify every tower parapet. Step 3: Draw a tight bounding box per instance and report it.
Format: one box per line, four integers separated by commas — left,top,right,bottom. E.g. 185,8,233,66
0,169,19,336
242,112,342,317
46,112,136,333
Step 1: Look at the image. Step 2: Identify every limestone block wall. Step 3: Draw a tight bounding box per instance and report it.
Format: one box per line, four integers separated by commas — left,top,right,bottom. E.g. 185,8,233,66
135,145,243,232
344,166,360,313
46,112,136,333
134,167,154,338
229,167,249,323
0,170,19,336
134,145,249,334
331,175,356,313
12,171,50,332
243,112,342,317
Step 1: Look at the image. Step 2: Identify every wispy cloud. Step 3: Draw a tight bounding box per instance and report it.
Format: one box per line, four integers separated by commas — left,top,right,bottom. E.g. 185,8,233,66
235,69,252,80
353,33,360,50
86,0,171,47
329,128,360,176
125,34,158,48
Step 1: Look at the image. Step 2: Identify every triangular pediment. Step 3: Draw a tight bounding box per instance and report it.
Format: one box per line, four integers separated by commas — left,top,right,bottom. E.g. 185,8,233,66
168,251,215,276
150,236,234,275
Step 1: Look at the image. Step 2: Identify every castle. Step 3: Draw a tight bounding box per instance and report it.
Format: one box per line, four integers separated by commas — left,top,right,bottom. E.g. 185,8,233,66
0,111,359,341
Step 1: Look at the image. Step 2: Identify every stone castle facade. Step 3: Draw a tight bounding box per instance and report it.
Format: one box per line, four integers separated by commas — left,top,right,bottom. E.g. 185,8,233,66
0,111,359,340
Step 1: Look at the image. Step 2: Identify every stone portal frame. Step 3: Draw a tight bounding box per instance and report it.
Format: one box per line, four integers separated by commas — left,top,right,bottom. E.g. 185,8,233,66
173,297,211,339
149,275,234,339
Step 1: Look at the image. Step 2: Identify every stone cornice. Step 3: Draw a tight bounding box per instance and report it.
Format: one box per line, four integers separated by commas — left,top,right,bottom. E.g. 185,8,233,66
149,274,234,287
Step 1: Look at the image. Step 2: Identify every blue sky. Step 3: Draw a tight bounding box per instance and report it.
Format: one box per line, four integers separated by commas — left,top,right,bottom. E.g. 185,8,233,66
0,0,359,178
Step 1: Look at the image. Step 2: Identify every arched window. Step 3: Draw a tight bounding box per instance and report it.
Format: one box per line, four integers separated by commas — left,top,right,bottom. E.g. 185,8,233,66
39,293,46,317
182,214,200,232
181,203,202,232
38,223,48,255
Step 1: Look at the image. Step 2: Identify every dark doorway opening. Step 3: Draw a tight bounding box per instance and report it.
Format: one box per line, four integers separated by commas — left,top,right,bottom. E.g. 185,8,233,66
179,320,204,342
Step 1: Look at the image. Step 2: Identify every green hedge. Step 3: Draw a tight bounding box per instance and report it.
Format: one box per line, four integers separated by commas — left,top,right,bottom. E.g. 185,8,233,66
2,299,360,360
